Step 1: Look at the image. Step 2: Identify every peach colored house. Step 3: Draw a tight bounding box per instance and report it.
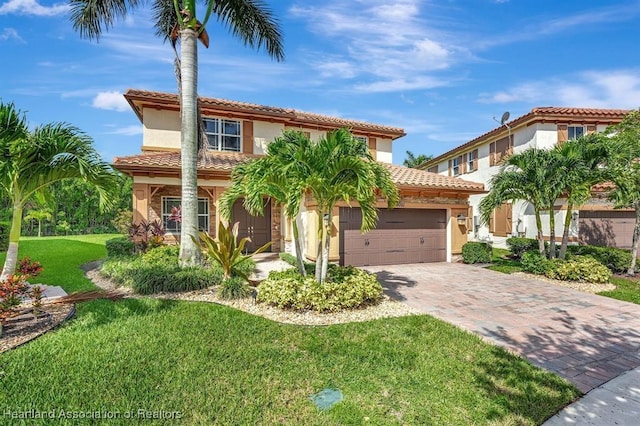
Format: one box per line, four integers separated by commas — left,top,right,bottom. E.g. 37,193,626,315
113,89,484,266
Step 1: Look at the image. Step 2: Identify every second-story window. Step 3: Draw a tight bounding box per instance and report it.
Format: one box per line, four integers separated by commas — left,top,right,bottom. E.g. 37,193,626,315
467,150,476,172
568,126,585,140
452,156,460,176
203,118,241,152
353,135,368,144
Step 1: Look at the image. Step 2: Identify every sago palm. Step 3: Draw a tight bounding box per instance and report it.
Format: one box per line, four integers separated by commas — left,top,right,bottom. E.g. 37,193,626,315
0,102,117,278
70,0,284,266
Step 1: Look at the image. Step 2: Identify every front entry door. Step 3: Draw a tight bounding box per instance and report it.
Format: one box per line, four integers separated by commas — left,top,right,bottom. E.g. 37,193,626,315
231,199,272,252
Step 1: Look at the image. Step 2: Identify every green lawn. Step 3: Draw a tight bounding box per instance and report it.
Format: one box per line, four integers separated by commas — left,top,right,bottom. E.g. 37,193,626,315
0,237,578,425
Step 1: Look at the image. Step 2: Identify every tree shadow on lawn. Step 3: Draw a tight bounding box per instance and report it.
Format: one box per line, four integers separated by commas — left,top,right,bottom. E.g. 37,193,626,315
71,297,179,330
367,270,417,302
477,309,640,393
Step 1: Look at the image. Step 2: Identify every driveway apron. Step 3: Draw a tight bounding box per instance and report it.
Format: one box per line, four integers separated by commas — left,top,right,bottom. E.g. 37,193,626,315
365,263,640,393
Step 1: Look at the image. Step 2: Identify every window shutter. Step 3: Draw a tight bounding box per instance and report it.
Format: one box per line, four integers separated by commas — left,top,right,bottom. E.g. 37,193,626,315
448,159,453,176
557,124,568,144
587,124,596,134
462,154,467,173
368,137,377,160
242,121,254,155
489,143,496,166
304,131,311,139
505,203,512,235
473,149,479,171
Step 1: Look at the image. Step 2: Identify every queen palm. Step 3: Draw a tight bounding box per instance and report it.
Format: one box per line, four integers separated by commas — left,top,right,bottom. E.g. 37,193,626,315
70,0,284,266
553,135,609,259
307,129,399,282
219,130,311,276
0,102,117,279
480,148,561,257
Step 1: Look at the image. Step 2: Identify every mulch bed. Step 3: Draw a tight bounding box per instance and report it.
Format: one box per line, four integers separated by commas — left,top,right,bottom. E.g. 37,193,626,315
0,303,75,354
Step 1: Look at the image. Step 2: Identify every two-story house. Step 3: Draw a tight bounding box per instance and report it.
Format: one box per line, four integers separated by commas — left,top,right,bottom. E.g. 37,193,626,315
113,89,484,266
420,107,632,250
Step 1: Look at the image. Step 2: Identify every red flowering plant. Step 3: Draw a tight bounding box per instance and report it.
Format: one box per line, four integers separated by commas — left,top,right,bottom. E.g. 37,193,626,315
1,257,44,324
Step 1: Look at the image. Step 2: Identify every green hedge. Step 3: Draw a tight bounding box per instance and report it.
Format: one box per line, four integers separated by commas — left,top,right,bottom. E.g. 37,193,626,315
462,242,492,264
506,237,540,260
258,267,383,312
0,221,9,251
105,237,135,258
522,251,611,283
568,245,636,274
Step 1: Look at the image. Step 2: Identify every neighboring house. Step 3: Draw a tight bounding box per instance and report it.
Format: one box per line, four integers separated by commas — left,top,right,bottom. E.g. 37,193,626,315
113,89,484,267
420,107,632,250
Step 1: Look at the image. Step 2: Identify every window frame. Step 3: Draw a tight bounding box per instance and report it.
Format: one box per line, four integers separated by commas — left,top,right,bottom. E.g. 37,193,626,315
567,125,585,141
202,117,242,152
161,196,209,234
452,156,461,176
467,150,476,172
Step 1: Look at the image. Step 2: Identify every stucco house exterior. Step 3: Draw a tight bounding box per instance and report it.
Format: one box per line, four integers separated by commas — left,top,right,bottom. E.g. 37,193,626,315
113,89,484,266
420,107,633,250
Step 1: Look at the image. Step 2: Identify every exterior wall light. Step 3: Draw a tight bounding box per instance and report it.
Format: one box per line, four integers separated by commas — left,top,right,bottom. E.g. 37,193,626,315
456,214,467,225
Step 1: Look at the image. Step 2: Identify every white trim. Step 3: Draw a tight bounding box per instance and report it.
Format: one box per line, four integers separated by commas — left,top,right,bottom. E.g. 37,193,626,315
203,117,242,152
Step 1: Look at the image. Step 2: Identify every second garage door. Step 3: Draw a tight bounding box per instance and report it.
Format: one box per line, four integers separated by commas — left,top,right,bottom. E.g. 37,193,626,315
579,210,635,250
339,208,447,266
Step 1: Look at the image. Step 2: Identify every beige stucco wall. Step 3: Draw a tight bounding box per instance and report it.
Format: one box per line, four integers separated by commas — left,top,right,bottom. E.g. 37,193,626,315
142,109,181,149
376,138,393,163
254,121,286,155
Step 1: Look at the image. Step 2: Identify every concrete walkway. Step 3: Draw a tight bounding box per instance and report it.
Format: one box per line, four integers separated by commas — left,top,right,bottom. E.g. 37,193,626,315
364,263,640,393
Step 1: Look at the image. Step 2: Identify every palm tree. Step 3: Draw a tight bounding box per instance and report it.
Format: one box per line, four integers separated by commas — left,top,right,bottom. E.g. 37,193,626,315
480,148,560,257
604,109,640,275
219,130,311,276
307,129,399,282
24,208,53,238
553,135,609,259
70,0,284,267
0,102,117,279
403,151,432,168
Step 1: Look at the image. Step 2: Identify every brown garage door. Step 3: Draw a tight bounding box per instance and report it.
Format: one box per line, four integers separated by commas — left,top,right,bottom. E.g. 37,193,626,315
579,210,635,250
339,208,446,266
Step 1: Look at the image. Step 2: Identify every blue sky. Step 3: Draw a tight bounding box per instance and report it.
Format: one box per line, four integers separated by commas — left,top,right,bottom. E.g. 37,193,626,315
1,0,639,165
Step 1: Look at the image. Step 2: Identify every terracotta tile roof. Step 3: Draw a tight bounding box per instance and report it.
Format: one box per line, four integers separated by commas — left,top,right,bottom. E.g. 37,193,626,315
113,151,254,171
384,164,484,191
124,89,405,138
114,151,484,192
422,106,629,168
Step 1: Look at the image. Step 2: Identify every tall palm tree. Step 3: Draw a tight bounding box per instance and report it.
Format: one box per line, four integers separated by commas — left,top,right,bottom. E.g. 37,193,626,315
403,150,432,168
307,129,399,282
553,135,609,259
480,148,560,257
70,0,284,266
219,130,312,276
0,102,117,279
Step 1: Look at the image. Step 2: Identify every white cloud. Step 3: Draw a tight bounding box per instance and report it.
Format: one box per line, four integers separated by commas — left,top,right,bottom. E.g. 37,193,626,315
478,69,640,109
290,0,463,93
0,27,24,43
0,0,68,16
107,125,142,136
92,91,129,112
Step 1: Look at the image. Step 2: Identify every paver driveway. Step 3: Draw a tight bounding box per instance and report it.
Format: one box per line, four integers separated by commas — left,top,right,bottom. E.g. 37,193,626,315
365,263,640,393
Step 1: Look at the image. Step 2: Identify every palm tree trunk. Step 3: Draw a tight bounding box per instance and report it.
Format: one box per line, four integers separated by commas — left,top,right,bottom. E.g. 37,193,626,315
1,204,23,279
559,202,574,260
534,208,545,256
315,211,324,283
37,219,42,238
292,216,306,277
179,29,201,267
549,207,556,259
628,202,640,276
321,220,330,283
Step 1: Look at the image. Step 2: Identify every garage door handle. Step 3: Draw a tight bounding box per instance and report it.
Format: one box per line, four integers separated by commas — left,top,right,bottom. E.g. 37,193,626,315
365,239,369,247
420,237,424,244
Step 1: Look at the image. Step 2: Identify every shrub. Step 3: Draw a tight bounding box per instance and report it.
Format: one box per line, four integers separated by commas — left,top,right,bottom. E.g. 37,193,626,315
128,220,165,253
279,252,317,275
105,237,135,258
129,264,177,295
141,245,180,267
16,257,43,278
258,266,383,312
568,245,636,274
219,276,252,300
551,256,612,283
506,237,540,260
462,242,492,264
521,251,557,276
0,221,9,251
170,267,223,292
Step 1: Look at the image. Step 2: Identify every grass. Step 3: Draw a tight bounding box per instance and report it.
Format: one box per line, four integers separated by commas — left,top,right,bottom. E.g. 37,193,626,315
598,276,640,304
486,248,524,274
0,236,579,425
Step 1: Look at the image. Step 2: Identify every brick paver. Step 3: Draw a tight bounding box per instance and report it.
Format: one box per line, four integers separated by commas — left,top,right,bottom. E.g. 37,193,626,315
365,263,640,392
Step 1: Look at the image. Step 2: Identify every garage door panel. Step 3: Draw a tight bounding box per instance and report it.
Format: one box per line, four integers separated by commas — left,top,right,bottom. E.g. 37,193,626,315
579,210,636,251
